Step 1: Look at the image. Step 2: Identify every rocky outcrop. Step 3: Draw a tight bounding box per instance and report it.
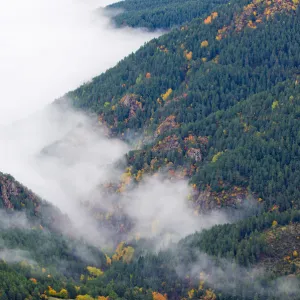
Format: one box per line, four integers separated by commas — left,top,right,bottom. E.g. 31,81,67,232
152,135,180,152
187,148,202,162
217,0,299,40
155,116,179,137
120,94,142,119
0,178,14,209
0,173,40,211
193,185,250,211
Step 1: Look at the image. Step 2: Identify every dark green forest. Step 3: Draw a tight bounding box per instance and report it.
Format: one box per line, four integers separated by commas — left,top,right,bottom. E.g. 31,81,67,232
106,0,229,30
2,173,300,299
70,0,300,211
2,0,300,299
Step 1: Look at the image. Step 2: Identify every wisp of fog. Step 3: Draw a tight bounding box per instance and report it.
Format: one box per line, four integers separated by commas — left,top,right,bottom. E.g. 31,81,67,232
176,251,300,299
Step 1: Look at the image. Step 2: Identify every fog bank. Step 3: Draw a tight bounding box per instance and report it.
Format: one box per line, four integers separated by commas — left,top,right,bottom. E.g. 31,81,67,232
0,103,229,248
0,0,159,126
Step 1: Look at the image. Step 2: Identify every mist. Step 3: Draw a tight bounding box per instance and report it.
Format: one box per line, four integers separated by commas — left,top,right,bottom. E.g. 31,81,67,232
176,252,300,299
0,248,36,265
0,101,230,250
121,177,228,244
0,210,29,229
0,0,160,126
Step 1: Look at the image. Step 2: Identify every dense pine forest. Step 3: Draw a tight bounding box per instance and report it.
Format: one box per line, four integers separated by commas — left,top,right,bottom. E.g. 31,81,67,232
106,0,229,30
2,0,300,299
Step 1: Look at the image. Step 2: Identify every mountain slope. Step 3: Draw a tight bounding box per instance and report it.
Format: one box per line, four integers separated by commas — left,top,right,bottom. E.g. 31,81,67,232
3,0,300,299
106,0,230,30
66,0,300,211
0,172,65,229
0,173,108,299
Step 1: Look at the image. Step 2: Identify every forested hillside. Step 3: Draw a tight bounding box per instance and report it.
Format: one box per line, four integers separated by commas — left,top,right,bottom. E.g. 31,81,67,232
2,170,300,300
69,0,300,211
106,0,229,30
0,173,108,299
2,0,300,299
64,0,300,296
0,172,64,229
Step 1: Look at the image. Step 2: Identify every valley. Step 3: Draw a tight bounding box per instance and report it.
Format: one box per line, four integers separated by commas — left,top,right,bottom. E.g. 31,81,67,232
1,0,300,299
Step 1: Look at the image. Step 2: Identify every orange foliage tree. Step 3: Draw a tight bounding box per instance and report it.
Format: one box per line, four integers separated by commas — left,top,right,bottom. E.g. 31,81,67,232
204,15,212,24
152,291,167,300
184,51,193,61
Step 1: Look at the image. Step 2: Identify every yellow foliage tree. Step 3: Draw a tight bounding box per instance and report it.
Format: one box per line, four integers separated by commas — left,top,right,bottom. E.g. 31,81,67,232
76,295,94,300
136,169,144,182
105,254,112,266
185,51,193,61
136,74,143,84
247,20,257,29
201,40,209,48
121,167,132,185
112,242,135,263
216,34,222,41
199,271,206,290
48,286,57,297
188,289,195,298
123,246,135,263
272,220,278,227
293,250,298,258
212,55,220,64
98,297,109,300
87,266,104,278
58,289,69,299
161,88,173,101
212,151,223,163
203,289,217,300
272,100,279,110
112,242,125,261
47,287,68,299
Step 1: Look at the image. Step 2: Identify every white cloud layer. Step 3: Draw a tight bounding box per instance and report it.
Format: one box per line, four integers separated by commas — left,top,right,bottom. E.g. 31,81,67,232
0,0,159,126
